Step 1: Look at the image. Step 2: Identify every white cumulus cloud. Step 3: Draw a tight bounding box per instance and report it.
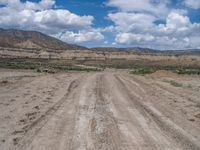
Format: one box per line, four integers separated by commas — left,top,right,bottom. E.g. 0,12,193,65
108,12,156,33
56,29,104,43
108,11,200,49
0,0,93,33
184,0,200,9
0,0,103,44
107,0,170,18
116,33,155,44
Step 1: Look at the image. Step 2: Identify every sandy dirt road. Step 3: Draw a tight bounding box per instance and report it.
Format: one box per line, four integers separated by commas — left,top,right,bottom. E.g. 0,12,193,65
0,69,200,150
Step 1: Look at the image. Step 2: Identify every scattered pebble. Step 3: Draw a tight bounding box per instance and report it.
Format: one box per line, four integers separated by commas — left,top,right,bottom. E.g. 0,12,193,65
10,99,15,102
1,139,5,143
13,138,19,145
188,118,195,122
34,106,40,110
194,113,200,119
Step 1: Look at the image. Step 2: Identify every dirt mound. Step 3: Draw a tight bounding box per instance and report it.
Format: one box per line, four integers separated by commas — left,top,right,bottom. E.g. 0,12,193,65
149,70,177,78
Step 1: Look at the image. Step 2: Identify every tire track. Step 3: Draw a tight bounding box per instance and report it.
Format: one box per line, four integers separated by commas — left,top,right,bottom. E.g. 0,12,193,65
1,71,200,150
115,74,200,150
122,74,200,136
90,74,123,150
14,76,82,150
126,74,200,106
105,73,175,150
154,82,200,106
70,73,98,150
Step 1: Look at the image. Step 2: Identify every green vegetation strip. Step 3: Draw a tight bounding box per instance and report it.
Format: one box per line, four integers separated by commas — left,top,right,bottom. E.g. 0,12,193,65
130,67,200,75
130,67,157,75
0,58,200,75
175,69,200,75
0,59,102,73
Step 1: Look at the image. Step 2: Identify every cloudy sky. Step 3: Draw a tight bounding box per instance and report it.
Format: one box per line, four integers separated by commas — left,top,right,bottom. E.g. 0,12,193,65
0,0,200,50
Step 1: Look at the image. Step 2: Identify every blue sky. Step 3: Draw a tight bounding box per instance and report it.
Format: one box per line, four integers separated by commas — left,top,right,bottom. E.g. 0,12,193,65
0,0,200,50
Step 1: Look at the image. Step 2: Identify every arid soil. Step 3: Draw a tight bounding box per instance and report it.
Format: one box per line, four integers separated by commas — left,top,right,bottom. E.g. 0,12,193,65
0,69,200,150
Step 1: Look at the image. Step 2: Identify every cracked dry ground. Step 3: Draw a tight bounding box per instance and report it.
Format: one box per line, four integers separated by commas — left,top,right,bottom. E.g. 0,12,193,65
0,70,200,150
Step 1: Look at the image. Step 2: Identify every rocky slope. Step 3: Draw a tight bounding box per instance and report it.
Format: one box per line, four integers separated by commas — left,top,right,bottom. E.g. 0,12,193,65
0,28,86,50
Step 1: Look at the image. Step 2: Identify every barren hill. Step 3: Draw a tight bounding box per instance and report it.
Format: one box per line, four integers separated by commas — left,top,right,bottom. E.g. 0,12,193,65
0,28,86,50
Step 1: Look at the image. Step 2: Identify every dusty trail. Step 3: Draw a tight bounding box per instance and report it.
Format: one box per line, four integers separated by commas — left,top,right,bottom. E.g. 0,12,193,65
105,74,181,150
113,74,200,149
0,70,200,150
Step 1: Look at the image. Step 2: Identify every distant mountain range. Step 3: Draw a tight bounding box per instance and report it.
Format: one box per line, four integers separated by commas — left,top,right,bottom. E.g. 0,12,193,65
93,47,200,55
0,28,87,50
0,28,199,55
92,47,159,53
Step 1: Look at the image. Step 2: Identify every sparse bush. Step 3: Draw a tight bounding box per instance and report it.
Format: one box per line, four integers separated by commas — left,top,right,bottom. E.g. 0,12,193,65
169,80,183,87
163,79,183,87
36,68,42,73
130,67,156,75
36,68,56,74
176,69,200,75
186,84,192,88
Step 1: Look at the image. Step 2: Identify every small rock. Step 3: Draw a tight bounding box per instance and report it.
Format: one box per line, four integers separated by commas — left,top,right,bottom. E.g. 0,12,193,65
19,119,26,123
10,99,15,102
34,106,40,110
188,118,195,122
13,138,19,145
194,113,200,119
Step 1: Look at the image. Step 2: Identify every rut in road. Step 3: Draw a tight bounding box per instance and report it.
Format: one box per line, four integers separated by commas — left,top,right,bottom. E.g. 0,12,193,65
104,74,177,150
14,77,81,150
113,73,200,150
16,73,123,150
8,72,200,150
89,74,123,150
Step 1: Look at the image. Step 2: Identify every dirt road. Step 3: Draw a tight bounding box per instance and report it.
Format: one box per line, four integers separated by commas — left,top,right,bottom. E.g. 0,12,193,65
0,69,200,150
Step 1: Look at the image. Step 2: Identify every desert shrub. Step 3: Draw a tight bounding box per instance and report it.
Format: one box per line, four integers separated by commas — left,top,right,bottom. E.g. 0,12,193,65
130,67,156,75
169,80,183,87
176,69,200,75
163,79,183,87
186,84,192,88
